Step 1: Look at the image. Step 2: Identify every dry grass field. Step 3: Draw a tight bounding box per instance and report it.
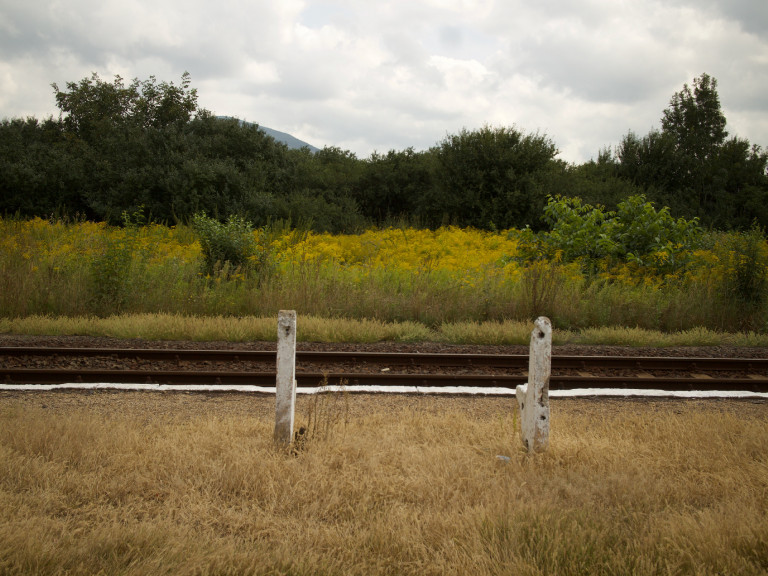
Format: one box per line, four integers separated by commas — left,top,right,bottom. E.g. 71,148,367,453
1,390,767,575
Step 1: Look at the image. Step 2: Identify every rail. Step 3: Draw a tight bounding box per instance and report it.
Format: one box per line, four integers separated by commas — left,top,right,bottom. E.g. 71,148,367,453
2,346,768,392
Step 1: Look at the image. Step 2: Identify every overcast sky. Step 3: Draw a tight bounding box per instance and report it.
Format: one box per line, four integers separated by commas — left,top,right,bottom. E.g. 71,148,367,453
1,0,766,163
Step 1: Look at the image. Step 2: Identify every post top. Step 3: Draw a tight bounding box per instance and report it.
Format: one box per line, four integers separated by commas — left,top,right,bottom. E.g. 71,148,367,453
533,316,552,339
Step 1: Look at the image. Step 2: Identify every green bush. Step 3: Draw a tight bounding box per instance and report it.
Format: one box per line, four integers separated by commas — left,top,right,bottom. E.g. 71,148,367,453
715,223,768,330
514,194,703,277
89,235,134,314
191,213,258,277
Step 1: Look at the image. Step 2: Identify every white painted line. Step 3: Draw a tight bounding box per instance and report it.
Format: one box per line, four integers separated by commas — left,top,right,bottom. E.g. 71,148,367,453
1,383,767,399
550,388,768,399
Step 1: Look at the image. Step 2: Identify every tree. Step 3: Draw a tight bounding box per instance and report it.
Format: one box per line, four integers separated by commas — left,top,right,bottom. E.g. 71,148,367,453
273,146,366,233
614,73,768,228
536,155,642,220
660,73,728,211
0,117,90,217
52,72,199,143
428,126,558,229
713,137,768,228
661,73,727,163
616,130,678,187
356,148,433,224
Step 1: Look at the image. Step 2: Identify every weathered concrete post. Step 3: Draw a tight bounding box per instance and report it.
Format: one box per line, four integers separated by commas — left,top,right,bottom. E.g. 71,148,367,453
516,316,552,453
274,310,297,446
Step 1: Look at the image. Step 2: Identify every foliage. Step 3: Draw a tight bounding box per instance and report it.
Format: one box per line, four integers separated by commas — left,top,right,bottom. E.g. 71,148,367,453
515,194,703,278
714,223,768,329
661,72,727,162
616,73,768,228
2,215,768,331
89,233,135,313
616,129,680,194
52,72,199,141
0,116,89,217
2,75,298,224
271,145,366,233
428,125,558,229
4,71,767,233
356,147,433,224
536,156,641,216
191,212,261,278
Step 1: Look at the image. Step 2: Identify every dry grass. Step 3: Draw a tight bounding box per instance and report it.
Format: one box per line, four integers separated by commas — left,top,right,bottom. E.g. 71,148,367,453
1,392,767,575
4,313,768,347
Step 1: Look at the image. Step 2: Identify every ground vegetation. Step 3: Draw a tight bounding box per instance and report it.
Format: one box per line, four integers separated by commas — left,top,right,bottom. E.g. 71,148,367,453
1,392,766,575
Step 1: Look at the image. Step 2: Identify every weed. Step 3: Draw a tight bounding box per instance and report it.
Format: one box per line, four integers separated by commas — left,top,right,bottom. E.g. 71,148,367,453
2,216,768,334
89,235,135,314
303,374,350,445
192,212,263,278
717,223,768,330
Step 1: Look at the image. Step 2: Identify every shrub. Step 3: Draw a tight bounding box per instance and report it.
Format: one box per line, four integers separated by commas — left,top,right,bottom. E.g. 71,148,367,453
715,223,768,330
89,235,134,313
191,213,258,277
515,194,703,278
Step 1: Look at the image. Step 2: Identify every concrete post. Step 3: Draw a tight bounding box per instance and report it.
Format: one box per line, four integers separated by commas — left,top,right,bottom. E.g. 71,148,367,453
516,316,552,453
274,310,297,446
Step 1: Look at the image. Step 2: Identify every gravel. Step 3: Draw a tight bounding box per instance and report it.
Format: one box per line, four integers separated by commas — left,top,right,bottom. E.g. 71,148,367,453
2,334,766,421
3,333,768,358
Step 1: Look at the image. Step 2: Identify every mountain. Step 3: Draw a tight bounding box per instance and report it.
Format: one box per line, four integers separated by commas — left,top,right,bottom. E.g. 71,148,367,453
217,116,320,153
259,125,320,153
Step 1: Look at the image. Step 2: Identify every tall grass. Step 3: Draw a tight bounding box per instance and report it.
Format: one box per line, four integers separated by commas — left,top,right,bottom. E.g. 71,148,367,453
5,313,768,346
1,394,766,575
1,217,767,334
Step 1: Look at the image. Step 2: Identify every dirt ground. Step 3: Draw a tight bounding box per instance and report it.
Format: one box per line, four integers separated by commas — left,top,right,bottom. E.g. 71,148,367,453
2,388,766,428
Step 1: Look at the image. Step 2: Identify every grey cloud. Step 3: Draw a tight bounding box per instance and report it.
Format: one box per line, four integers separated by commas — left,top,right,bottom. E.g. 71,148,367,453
668,0,768,36
1,0,292,80
514,39,678,104
488,6,685,104
723,1,768,35
1,0,766,163
438,26,463,48
381,32,429,66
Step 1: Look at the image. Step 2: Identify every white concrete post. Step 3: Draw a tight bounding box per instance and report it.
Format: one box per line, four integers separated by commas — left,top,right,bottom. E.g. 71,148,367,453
516,316,552,453
274,310,297,446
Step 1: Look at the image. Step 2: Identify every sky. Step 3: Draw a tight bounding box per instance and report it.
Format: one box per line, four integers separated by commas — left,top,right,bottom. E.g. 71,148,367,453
1,0,767,164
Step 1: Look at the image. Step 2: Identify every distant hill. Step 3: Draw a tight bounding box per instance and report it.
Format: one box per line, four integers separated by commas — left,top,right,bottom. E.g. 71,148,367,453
259,125,321,153
217,116,320,153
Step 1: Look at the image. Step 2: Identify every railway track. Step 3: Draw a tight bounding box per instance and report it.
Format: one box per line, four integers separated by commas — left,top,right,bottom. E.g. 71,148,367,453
2,346,768,392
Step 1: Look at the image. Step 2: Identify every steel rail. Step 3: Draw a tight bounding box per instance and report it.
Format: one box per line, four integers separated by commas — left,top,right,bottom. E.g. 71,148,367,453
3,346,768,391
2,346,768,371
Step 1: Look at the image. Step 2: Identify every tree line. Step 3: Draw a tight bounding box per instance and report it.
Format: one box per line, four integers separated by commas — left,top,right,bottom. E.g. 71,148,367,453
1,72,766,232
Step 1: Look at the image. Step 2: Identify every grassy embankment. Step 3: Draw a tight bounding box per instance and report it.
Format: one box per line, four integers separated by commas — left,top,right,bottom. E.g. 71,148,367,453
2,216,768,344
1,393,766,575
3,313,768,347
